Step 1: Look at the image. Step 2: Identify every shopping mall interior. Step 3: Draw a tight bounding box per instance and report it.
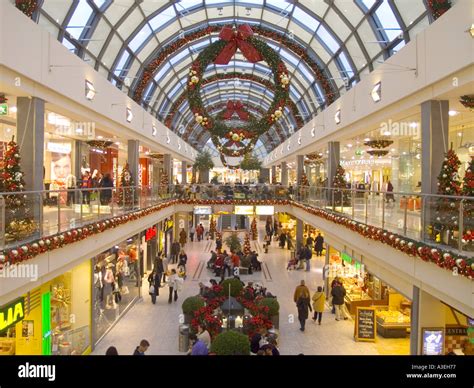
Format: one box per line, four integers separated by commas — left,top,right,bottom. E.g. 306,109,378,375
0,0,473,361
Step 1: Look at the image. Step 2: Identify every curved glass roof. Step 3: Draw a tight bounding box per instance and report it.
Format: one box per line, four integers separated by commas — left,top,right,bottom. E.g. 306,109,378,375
37,0,434,155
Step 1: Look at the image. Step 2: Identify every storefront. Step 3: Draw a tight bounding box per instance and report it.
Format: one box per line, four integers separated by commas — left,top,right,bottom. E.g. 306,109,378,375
326,248,412,347
92,236,141,347
277,213,296,249
0,260,92,355
341,158,392,192
162,218,174,259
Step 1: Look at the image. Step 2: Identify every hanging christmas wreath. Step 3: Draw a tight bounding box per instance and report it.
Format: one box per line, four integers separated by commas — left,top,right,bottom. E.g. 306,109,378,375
187,24,290,156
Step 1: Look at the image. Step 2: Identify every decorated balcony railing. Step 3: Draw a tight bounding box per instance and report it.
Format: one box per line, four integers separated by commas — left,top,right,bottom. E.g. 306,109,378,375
0,184,473,275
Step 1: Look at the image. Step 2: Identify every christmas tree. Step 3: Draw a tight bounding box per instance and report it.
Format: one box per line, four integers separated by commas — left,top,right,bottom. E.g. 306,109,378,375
209,215,216,239
332,164,348,206
251,217,257,240
0,137,35,241
462,157,474,196
271,175,277,185
462,157,474,250
119,163,135,206
243,233,251,255
332,164,347,189
433,149,461,238
160,171,169,187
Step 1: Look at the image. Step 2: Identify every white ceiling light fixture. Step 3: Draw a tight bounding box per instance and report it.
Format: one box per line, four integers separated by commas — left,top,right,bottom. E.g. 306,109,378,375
335,110,341,124
185,144,188,153
166,131,171,144
311,127,315,137
347,144,353,148
298,133,302,145
383,130,391,136
287,139,291,151
371,82,381,102
178,140,181,150
448,110,459,116
152,124,157,136
85,80,96,101
126,108,133,123
364,137,371,142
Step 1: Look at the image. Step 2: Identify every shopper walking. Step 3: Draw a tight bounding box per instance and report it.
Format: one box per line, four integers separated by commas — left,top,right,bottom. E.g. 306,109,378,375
330,277,340,314
296,287,312,332
147,268,160,304
312,286,326,325
304,245,312,272
294,280,311,303
100,173,114,205
197,223,205,241
331,281,348,321
178,249,188,271
161,255,168,284
179,228,187,247
189,225,195,242
133,339,150,355
314,233,324,257
171,241,181,264
167,269,181,303
66,172,76,206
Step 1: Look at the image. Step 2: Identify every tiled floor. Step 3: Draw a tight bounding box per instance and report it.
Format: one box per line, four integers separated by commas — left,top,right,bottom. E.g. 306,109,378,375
92,221,410,355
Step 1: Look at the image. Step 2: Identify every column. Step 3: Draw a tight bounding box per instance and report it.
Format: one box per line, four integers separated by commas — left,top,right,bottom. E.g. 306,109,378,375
324,245,330,298
259,168,270,183
296,218,303,252
421,100,449,195
296,155,304,185
410,286,420,355
305,164,312,185
17,97,44,192
271,165,276,183
127,140,139,188
73,142,82,182
281,162,288,186
327,141,340,189
163,154,172,183
181,161,187,184
17,97,44,233
412,288,446,355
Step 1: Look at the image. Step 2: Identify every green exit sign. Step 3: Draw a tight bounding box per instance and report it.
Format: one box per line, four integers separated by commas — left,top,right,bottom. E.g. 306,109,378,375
0,104,8,115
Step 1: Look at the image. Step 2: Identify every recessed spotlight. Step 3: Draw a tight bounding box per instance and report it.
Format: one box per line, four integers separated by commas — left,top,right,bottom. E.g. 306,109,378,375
449,110,459,116
126,108,133,122
347,144,353,148
10,106,17,113
334,110,341,124
391,148,396,152
371,82,381,102
383,131,391,136
364,138,371,142
457,132,463,137
97,135,103,139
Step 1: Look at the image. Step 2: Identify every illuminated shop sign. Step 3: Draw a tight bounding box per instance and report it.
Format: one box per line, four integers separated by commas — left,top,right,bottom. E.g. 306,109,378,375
255,206,274,215
341,159,391,167
194,206,212,215
421,328,444,355
234,206,254,215
47,142,72,154
0,298,25,332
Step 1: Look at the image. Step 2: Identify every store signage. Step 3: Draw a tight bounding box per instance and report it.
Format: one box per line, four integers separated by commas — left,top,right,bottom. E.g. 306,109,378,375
145,227,157,241
355,307,376,342
0,297,25,332
194,206,212,215
164,219,173,231
255,206,275,215
421,328,444,355
234,205,254,215
0,103,8,115
215,205,233,214
47,142,72,154
445,326,467,336
341,159,391,167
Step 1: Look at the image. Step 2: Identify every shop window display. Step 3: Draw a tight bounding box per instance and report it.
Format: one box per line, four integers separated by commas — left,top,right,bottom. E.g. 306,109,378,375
92,242,140,345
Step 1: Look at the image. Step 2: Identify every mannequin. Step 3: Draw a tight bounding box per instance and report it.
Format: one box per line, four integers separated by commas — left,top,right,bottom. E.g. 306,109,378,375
103,263,116,309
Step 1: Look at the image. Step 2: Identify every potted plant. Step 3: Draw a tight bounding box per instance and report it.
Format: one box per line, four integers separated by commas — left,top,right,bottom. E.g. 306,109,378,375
257,298,280,329
224,233,242,253
193,151,214,184
210,330,250,355
182,296,205,324
219,278,244,298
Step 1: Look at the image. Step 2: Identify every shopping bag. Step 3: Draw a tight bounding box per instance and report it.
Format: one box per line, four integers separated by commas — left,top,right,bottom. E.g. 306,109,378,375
149,285,155,295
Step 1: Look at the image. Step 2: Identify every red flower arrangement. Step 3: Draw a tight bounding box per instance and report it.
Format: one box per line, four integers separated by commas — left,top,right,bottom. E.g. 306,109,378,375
191,306,222,339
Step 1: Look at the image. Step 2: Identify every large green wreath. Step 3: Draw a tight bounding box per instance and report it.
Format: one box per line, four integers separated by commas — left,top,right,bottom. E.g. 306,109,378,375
187,25,290,157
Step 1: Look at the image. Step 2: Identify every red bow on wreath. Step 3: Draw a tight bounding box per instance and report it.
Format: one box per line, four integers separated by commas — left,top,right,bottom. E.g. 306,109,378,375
222,101,249,120
214,25,263,65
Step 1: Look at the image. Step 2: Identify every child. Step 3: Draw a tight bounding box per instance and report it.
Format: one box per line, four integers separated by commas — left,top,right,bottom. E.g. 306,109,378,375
177,264,187,280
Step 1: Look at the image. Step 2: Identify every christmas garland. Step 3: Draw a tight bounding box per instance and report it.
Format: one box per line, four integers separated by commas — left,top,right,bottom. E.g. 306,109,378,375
2,198,471,280
133,25,335,105
166,73,304,131
427,0,451,20
459,95,474,111
187,25,290,156
15,0,38,18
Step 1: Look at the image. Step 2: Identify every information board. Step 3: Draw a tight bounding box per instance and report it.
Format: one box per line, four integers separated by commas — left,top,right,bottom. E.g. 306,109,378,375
355,307,376,342
421,327,444,355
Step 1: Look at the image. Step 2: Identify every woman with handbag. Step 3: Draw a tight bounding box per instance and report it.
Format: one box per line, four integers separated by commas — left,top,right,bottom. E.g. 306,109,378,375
148,269,160,304
167,269,182,303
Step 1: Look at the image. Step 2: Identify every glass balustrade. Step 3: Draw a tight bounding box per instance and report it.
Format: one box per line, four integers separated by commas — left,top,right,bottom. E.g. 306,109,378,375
1,184,472,256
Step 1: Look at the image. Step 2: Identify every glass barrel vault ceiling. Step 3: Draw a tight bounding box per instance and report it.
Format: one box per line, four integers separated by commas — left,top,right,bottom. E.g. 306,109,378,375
36,0,435,155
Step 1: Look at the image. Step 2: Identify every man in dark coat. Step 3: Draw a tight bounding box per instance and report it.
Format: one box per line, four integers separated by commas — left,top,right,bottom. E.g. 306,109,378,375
296,289,312,332
171,241,181,264
314,233,324,257
331,282,348,321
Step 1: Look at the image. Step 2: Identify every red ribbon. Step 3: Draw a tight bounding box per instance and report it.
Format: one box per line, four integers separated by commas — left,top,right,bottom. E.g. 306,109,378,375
222,101,249,120
214,25,263,65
